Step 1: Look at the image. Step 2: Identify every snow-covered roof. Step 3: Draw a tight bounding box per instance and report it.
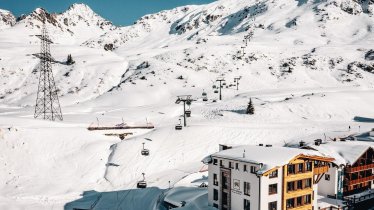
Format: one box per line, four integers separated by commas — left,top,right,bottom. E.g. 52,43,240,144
354,131,374,142
164,187,208,208
304,141,374,166
211,145,330,175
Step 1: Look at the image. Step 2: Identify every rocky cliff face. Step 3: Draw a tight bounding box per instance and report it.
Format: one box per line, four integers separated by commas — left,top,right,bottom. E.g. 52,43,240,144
0,9,16,29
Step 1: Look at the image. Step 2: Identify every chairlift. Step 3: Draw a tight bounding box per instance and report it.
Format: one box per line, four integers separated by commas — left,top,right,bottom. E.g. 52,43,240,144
141,142,150,156
185,110,191,117
175,119,183,130
137,173,147,188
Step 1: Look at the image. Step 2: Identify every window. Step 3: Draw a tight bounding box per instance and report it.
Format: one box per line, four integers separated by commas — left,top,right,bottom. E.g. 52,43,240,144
213,173,218,186
213,159,218,165
268,201,277,210
286,198,295,208
296,196,302,206
222,192,228,205
235,163,239,170
229,162,233,169
325,174,330,181
244,199,250,210
305,178,312,188
298,163,304,173
220,160,223,167
244,164,248,172
288,164,295,175
213,203,218,208
213,189,218,201
250,166,256,173
304,194,311,204
244,182,251,196
269,169,278,178
269,184,277,195
222,173,228,189
297,180,303,190
306,161,312,171
287,181,295,192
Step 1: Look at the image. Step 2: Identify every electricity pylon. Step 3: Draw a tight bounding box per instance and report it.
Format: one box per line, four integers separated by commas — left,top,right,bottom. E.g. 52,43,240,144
33,24,63,121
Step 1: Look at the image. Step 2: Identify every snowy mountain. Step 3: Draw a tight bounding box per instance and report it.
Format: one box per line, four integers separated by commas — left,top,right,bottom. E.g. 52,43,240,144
0,0,373,107
0,0,374,209
0,9,16,29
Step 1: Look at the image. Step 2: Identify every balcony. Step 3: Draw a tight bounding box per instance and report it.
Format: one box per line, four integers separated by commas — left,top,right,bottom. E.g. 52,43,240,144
346,175,374,186
314,166,329,174
346,163,374,173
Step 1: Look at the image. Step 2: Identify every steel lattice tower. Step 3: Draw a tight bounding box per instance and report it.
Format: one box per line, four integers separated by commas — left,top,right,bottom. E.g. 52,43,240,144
33,25,63,121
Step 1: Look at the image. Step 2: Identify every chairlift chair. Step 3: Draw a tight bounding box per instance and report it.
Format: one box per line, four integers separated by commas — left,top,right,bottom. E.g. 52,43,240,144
137,173,147,188
141,143,150,156
175,119,183,130
212,85,217,89
185,110,191,117
214,90,219,94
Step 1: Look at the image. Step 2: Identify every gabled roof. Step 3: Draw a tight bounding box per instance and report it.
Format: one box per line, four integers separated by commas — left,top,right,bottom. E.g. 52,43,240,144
211,145,332,175
304,141,373,166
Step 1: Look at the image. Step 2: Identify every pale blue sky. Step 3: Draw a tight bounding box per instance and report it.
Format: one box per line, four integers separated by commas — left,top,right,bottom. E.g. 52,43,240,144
0,0,215,26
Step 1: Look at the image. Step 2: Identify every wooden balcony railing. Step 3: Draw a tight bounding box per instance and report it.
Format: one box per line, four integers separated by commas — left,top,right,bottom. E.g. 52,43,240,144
346,175,374,186
314,166,329,174
346,163,374,173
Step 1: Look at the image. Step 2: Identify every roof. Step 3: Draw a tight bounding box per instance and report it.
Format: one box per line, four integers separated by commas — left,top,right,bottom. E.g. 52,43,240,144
211,145,331,175
304,141,374,166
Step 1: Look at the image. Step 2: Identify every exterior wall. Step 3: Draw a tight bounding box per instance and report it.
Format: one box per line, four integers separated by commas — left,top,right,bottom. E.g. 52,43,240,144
282,159,315,210
318,167,338,197
260,168,283,210
208,156,262,210
230,163,260,210
313,184,318,209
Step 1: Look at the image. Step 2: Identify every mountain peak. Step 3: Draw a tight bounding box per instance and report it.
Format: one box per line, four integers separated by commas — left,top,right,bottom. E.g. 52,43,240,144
33,7,47,14
0,8,16,29
66,3,94,14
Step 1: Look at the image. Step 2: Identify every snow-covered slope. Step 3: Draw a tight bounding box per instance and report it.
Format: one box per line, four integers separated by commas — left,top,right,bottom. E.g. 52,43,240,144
0,0,374,209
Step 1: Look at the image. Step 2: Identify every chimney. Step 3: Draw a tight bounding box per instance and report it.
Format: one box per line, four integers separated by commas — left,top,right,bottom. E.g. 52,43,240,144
299,141,305,147
265,144,272,147
314,139,322,146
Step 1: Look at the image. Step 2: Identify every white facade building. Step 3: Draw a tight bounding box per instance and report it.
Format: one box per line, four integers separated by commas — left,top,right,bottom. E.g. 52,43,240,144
205,145,334,210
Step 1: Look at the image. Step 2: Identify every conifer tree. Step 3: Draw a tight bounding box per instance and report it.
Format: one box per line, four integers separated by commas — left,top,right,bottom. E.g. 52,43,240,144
66,54,74,65
246,98,254,115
